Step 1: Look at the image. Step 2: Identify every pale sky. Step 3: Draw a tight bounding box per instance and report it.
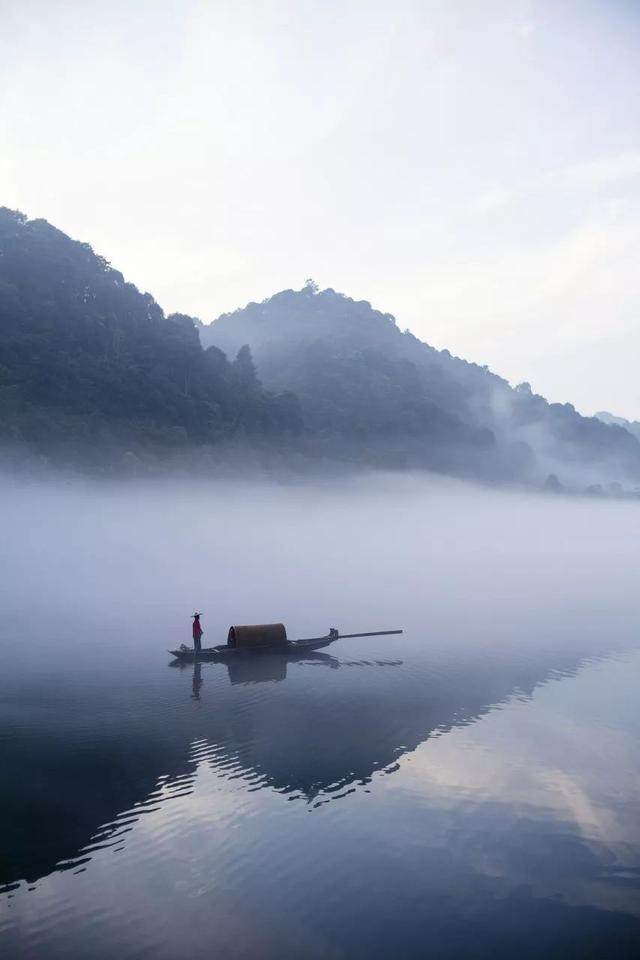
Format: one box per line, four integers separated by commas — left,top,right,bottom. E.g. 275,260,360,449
2,0,640,418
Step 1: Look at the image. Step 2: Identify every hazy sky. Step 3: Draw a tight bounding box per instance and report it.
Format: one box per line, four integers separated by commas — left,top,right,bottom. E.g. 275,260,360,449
2,0,640,417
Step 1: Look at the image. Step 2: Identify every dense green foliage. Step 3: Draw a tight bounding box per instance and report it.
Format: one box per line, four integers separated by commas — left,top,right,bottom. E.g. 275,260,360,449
1,208,638,487
202,284,640,486
0,208,300,470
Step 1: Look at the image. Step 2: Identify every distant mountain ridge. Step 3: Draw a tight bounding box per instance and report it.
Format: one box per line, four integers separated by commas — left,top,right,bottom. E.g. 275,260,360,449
595,410,640,443
200,282,640,489
1,207,638,489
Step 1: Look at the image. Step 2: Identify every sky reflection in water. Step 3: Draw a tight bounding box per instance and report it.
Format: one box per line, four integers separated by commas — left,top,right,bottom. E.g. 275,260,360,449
1,475,639,958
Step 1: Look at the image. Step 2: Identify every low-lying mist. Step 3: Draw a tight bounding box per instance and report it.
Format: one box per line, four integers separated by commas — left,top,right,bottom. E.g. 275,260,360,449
2,471,639,664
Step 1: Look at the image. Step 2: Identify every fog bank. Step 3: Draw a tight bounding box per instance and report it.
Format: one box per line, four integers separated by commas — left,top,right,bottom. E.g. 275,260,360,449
2,472,639,664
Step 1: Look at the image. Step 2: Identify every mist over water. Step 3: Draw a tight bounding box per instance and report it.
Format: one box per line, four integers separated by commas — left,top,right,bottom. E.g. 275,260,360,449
3,471,640,648
1,474,640,958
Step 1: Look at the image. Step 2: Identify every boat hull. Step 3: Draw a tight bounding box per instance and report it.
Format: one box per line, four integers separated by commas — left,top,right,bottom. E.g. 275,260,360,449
168,636,335,663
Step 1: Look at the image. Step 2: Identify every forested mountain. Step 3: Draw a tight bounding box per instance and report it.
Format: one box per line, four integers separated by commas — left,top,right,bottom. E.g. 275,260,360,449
0,209,300,471
595,410,640,443
1,207,638,489
201,282,640,489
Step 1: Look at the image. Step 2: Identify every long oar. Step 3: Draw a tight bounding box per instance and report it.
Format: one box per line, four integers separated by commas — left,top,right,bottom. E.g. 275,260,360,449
296,628,403,643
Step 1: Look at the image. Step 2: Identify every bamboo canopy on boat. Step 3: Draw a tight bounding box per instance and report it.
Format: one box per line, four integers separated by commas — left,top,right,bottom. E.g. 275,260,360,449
227,623,288,649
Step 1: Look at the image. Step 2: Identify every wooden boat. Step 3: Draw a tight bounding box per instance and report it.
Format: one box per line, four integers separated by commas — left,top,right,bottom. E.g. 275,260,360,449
168,626,402,663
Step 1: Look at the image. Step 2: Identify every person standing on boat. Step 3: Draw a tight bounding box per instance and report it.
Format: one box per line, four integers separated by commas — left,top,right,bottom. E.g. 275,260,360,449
192,613,203,653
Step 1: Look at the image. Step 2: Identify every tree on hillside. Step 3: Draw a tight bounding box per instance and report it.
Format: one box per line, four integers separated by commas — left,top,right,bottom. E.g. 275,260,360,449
232,345,259,393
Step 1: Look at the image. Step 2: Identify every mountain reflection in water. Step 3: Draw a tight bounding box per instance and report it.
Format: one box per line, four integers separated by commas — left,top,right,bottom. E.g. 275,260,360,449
0,635,631,888
2,632,640,959
2,478,640,959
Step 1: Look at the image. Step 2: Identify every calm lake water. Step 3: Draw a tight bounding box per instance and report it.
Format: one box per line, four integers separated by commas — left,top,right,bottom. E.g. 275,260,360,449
1,475,639,958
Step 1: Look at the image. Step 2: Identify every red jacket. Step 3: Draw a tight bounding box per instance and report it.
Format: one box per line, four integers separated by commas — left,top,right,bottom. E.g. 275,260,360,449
193,619,203,639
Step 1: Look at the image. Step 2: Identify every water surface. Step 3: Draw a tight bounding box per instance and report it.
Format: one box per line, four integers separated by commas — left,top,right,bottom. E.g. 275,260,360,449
1,475,639,958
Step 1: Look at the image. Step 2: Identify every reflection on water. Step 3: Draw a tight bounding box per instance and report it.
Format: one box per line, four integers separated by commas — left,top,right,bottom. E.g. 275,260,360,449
2,636,640,959
191,662,203,700
178,649,404,686
2,476,640,958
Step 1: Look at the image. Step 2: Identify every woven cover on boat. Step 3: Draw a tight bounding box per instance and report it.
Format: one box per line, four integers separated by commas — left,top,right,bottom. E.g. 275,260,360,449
227,623,288,649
